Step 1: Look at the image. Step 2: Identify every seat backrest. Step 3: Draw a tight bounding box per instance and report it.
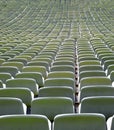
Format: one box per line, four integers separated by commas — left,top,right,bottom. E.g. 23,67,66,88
53,113,106,130
38,86,75,102
0,73,12,83
79,71,106,81
0,88,33,107
0,66,19,77
0,115,50,130
27,61,50,72
6,78,38,96
2,62,24,71
51,65,75,73
31,97,74,122
80,86,114,101
79,65,103,73
0,97,25,115
80,77,112,88
80,96,114,120
47,71,75,79
15,72,44,87
22,66,47,79
44,78,75,89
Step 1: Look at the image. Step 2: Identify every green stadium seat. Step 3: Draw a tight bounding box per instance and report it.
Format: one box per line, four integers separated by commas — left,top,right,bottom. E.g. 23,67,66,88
0,115,51,130
54,113,106,130
31,97,74,122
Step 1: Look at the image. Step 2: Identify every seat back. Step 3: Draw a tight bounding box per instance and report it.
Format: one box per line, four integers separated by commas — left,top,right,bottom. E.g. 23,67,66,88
6,78,38,96
0,115,50,130
38,86,75,102
54,113,106,130
0,97,25,115
31,97,74,122
80,96,114,120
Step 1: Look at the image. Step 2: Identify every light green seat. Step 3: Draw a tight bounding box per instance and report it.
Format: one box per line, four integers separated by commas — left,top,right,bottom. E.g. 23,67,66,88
15,55,32,61
80,77,112,89
107,65,114,76
79,65,103,73
38,86,75,102
2,62,24,71
0,115,50,130
31,97,74,122
0,73,12,83
79,60,101,67
0,88,33,107
22,66,47,79
47,71,75,79
80,86,114,101
32,58,52,66
51,65,74,73
8,58,27,65
0,59,5,65
55,57,74,62
6,78,38,97
44,78,75,89
80,96,114,120
79,71,106,81
27,61,50,72
53,61,74,67
78,57,98,62
104,60,114,71
0,66,19,77
15,72,44,87
54,113,106,130
101,56,114,65
0,97,25,115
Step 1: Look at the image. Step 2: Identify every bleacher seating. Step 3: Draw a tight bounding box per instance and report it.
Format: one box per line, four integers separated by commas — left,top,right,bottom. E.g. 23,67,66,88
0,0,113,129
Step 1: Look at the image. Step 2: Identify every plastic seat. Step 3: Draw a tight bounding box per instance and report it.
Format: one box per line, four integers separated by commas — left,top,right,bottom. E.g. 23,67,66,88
79,71,106,81
0,115,50,130
44,78,75,89
101,56,114,65
0,73,12,83
2,62,24,71
54,113,106,130
78,57,98,62
0,88,33,107
22,66,47,79
79,60,101,67
27,61,50,72
0,97,25,115
0,66,19,77
0,59,5,65
15,55,32,61
8,58,28,65
32,58,52,66
15,72,44,87
79,65,103,73
6,78,38,97
31,97,74,122
80,86,114,101
38,86,75,102
51,65,75,73
104,60,114,71
47,71,75,79
107,65,114,75
80,96,114,120
80,77,112,89
53,61,74,67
